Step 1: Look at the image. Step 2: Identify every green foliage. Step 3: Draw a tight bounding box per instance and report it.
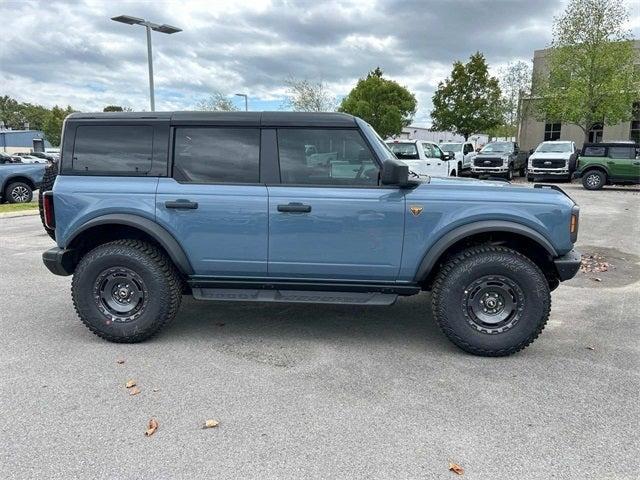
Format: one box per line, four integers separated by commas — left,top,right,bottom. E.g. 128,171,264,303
497,61,532,138
533,0,639,139
196,92,238,111
0,95,75,146
430,53,503,140
43,106,75,147
284,76,336,112
103,105,124,112
338,68,417,139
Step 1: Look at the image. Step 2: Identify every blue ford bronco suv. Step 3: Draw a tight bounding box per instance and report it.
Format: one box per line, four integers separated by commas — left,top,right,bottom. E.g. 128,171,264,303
41,111,581,356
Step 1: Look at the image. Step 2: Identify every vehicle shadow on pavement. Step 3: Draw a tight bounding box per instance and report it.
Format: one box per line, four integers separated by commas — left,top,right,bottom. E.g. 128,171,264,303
163,293,453,354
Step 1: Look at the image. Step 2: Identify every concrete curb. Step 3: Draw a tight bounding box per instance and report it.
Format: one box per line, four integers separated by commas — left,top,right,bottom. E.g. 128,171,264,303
0,209,39,219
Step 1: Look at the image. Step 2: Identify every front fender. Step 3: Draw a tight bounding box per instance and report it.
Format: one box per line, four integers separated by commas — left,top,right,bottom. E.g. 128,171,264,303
411,220,558,283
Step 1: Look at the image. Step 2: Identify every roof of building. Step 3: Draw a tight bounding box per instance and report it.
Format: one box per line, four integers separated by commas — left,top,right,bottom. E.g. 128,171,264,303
66,111,358,128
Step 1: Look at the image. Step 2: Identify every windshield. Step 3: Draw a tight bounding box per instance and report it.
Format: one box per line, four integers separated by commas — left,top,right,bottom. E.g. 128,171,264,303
536,142,572,153
386,142,419,160
481,142,512,153
441,143,462,153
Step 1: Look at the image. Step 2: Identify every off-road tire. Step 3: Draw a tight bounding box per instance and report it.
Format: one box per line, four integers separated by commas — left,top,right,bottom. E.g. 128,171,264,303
72,239,182,343
431,245,551,357
582,170,605,190
5,181,33,204
38,162,58,239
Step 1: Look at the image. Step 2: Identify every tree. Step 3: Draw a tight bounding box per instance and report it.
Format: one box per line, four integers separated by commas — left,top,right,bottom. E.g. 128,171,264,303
338,67,417,139
43,106,75,147
497,61,532,138
430,52,503,140
284,76,336,112
196,92,238,111
533,0,639,142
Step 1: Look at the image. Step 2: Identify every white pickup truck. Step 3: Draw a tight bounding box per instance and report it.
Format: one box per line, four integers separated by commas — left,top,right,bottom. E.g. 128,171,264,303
386,139,457,177
440,141,476,172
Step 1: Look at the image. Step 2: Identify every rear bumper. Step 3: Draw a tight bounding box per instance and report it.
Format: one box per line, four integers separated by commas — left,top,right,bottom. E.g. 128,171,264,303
554,249,581,281
42,247,76,276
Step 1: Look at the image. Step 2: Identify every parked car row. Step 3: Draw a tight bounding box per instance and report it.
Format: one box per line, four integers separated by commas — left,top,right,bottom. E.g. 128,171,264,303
0,151,59,164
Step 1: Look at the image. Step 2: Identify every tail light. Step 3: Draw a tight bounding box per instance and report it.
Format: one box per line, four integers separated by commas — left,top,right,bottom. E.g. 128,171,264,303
43,191,55,230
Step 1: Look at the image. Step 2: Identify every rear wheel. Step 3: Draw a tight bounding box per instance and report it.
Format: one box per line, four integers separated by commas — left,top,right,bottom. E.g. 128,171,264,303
5,182,33,203
582,170,605,190
431,246,551,356
72,240,182,343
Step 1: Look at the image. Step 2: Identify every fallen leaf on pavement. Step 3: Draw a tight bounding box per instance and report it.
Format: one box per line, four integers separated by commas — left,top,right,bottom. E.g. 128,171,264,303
203,419,219,429
125,380,137,388
152,388,159,392
116,359,125,364
129,387,141,396
586,346,595,351
449,462,464,475
590,277,602,282
145,418,159,436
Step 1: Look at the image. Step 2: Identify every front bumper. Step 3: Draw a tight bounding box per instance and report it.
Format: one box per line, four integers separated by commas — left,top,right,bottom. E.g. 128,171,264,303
42,247,76,276
471,166,508,174
554,249,581,281
528,168,570,177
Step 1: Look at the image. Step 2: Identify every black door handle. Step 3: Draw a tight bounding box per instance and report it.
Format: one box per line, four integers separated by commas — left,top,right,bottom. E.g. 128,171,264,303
277,202,311,213
165,199,198,209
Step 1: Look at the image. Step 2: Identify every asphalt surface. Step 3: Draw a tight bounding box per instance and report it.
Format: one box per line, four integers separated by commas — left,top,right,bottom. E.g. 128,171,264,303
1,180,638,479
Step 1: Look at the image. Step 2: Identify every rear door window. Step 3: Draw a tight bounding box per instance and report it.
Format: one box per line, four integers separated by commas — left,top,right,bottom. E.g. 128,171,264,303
73,125,153,174
608,146,635,159
173,127,260,183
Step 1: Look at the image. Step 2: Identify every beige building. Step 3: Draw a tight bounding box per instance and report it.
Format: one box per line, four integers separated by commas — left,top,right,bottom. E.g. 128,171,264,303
518,41,640,152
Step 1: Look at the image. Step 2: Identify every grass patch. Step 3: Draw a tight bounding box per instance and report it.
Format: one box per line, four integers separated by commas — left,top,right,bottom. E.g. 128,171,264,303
0,201,38,213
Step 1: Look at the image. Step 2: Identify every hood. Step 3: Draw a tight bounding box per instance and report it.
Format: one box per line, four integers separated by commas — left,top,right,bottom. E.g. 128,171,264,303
410,176,575,208
476,151,510,158
529,151,571,160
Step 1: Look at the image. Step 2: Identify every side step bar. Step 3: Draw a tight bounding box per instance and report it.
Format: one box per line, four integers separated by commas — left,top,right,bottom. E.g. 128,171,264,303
192,288,398,305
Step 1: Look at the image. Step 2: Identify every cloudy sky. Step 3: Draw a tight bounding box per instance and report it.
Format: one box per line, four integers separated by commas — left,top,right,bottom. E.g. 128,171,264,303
1,0,638,125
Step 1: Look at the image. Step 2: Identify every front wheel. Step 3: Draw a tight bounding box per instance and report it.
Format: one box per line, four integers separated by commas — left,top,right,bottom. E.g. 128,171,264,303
431,246,551,356
504,166,513,181
72,239,182,343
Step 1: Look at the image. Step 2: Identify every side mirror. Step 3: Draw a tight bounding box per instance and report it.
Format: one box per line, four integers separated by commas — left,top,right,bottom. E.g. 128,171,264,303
445,151,455,160
381,159,412,187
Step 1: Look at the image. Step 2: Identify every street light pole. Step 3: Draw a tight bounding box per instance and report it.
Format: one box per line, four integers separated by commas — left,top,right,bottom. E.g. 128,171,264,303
235,93,248,111
111,15,182,112
145,24,155,112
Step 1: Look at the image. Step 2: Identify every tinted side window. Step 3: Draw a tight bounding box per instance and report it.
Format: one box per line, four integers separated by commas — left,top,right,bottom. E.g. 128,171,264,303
173,128,260,183
73,125,153,173
583,146,606,157
608,146,634,159
278,129,378,185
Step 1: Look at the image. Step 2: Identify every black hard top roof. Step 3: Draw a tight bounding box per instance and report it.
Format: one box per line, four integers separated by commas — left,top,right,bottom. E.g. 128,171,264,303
66,111,358,127
582,142,640,148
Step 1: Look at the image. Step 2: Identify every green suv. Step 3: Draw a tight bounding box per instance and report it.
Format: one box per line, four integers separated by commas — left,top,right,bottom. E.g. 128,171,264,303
575,142,640,190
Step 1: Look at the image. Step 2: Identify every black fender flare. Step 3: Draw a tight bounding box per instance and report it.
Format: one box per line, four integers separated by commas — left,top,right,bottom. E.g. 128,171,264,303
66,213,194,275
413,220,558,282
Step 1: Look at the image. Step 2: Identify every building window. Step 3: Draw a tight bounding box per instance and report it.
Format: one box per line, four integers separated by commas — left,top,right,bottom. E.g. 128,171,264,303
589,123,604,143
630,102,640,143
544,122,561,141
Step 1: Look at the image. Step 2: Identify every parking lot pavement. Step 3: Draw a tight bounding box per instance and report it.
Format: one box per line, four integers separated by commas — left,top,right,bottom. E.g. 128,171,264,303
1,182,638,480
